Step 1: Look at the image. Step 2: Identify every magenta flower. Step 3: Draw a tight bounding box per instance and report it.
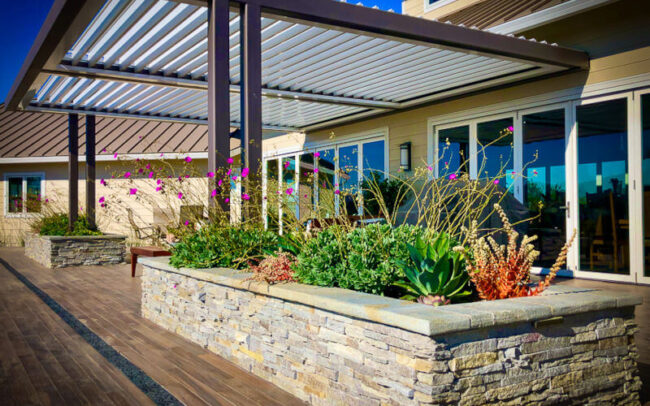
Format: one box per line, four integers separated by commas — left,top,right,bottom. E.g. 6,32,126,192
227,157,234,164
226,169,232,176
493,179,500,185
100,203,106,208
156,186,162,192
98,196,105,203
211,189,217,197
207,172,215,178
242,193,250,201
533,170,538,175
136,158,140,162
185,174,190,179
129,188,137,195
449,174,457,180
149,171,154,178
113,153,118,159
45,198,49,203
284,161,290,169
138,168,143,174
102,148,107,153
178,192,183,200
225,198,230,203
124,172,131,178
241,168,249,178
304,194,308,198
157,179,162,185
185,156,192,163
184,220,190,226
427,166,433,172
232,175,238,181
146,164,151,169
314,152,320,158
507,126,514,132
217,179,223,187
160,153,164,157
314,168,319,173
100,179,106,186
285,187,293,195
334,189,341,195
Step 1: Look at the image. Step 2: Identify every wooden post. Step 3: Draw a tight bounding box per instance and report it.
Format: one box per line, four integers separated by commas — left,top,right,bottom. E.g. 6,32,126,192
68,113,79,231
85,114,96,230
207,0,231,212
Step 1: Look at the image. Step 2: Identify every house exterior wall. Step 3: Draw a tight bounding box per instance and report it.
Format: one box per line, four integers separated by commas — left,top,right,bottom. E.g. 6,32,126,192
0,159,210,246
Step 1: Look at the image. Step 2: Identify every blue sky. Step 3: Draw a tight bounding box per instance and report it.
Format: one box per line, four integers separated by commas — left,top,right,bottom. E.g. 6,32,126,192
0,0,402,103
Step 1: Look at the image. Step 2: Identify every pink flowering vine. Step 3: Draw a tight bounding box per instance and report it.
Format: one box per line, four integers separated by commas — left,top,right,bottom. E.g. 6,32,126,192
227,157,234,164
314,152,320,158
185,156,192,163
449,174,457,180
313,168,319,173
178,192,183,200
129,188,137,195
207,172,215,178
149,171,154,178
285,187,293,195
211,189,217,197
241,168,249,178
100,179,107,186
242,193,250,201
124,172,131,178
98,196,105,203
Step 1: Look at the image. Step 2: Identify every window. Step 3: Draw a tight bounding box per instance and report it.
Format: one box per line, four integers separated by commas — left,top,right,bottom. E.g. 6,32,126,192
263,135,386,226
5,173,44,215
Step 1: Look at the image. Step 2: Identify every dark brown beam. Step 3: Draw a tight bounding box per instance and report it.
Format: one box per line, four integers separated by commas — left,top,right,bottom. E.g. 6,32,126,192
85,115,96,230
207,0,232,210
5,0,104,110
240,2,263,178
228,0,589,70
68,114,79,231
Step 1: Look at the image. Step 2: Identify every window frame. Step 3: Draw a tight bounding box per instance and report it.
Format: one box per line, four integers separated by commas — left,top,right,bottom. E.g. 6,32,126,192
4,172,46,218
423,0,458,14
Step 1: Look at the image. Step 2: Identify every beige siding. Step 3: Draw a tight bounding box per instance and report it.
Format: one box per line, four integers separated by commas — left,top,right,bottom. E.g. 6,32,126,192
402,0,484,19
0,159,210,246
305,46,650,173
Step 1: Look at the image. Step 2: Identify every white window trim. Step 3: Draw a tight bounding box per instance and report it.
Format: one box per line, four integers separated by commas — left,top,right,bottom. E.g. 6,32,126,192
423,0,457,14
3,172,46,218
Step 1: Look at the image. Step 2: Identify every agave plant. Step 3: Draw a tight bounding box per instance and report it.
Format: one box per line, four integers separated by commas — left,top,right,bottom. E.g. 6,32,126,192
395,233,472,304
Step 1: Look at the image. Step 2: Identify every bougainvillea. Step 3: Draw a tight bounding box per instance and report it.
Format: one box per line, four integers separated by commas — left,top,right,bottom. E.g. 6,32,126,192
247,252,297,284
465,204,575,300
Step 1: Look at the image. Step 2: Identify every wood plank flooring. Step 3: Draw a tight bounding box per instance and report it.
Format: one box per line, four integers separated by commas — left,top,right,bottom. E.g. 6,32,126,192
0,248,304,406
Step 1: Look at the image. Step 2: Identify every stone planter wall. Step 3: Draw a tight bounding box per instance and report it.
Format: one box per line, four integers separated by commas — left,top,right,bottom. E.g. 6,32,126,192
140,258,643,406
25,233,126,269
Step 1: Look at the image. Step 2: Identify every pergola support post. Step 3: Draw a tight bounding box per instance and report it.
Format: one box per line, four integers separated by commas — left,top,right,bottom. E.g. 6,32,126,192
240,1,263,219
207,0,232,214
68,113,79,231
85,114,96,230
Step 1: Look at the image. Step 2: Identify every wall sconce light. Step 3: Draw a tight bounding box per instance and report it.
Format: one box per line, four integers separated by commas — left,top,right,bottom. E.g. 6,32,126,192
400,142,411,172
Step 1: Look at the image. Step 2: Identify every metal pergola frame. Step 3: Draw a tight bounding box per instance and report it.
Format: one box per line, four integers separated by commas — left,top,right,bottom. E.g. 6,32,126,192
6,0,589,225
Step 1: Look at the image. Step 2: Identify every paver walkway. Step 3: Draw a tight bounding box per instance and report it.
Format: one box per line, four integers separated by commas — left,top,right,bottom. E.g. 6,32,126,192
0,248,304,406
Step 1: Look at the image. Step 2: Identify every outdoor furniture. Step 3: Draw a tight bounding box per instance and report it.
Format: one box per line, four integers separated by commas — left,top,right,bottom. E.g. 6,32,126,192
130,246,171,277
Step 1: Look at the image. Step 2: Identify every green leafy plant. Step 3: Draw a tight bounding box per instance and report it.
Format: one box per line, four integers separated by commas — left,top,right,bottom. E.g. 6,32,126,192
294,224,424,295
32,213,102,237
170,224,278,269
394,233,472,304
361,174,409,217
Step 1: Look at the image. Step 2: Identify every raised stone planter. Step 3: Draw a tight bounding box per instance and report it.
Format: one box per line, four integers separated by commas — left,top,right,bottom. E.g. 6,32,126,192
140,257,643,406
25,233,126,269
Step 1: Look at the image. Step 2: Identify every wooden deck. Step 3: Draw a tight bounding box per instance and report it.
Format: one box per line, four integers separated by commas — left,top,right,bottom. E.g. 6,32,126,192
0,248,304,406
0,247,648,405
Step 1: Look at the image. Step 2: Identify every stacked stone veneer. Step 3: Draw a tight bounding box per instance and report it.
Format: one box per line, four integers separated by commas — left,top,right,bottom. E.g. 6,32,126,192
141,258,643,406
25,233,126,269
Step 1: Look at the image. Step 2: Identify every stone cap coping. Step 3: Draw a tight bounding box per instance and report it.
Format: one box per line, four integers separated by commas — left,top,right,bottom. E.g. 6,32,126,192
36,234,126,240
140,257,643,337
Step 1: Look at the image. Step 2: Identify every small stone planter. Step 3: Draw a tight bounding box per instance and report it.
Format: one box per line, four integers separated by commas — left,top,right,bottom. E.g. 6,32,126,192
140,257,643,406
25,233,126,269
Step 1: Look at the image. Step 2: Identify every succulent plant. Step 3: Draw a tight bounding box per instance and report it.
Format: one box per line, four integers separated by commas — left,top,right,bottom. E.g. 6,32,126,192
417,295,450,306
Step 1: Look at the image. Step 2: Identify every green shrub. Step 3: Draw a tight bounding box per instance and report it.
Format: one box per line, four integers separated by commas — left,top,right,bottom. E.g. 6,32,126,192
32,213,101,236
294,224,424,295
170,224,278,269
394,233,472,304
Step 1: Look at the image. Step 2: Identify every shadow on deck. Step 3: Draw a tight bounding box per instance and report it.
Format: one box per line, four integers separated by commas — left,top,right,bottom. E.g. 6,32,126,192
0,247,304,406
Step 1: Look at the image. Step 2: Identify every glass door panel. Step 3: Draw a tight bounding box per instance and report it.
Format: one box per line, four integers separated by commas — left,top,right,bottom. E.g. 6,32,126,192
477,118,514,185
438,125,470,177
642,93,650,278
298,153,315,223
266,159,280,231
282,156,298,222
522,109,566,268
339,144,359,215
362,140,385,180
576,98,629,275
317,149,336,217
